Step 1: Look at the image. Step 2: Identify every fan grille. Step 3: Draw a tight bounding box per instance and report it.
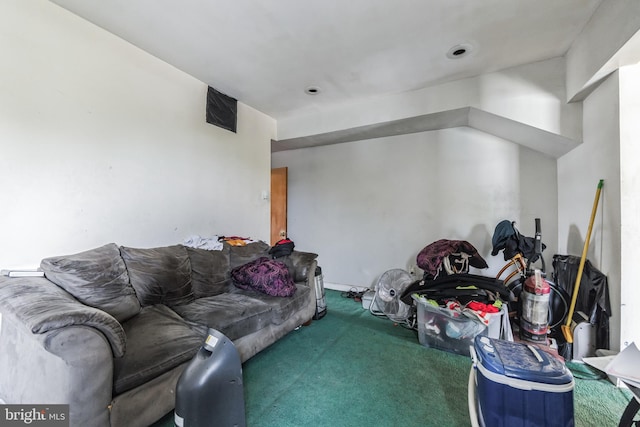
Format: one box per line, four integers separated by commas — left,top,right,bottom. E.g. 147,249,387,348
374,269,413,322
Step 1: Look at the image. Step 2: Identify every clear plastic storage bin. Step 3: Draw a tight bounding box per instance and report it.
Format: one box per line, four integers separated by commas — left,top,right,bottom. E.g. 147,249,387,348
414,296,502,356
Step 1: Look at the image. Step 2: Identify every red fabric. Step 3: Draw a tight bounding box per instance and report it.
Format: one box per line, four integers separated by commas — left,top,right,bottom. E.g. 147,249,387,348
274,239,293,245
466,301,499,313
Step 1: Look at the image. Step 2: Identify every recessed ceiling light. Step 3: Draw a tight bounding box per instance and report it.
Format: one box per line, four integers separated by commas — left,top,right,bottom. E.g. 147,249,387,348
305,86,321,95
447,43,473,59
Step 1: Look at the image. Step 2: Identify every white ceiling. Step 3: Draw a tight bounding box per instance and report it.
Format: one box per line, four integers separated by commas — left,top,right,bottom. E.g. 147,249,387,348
50,0,603,120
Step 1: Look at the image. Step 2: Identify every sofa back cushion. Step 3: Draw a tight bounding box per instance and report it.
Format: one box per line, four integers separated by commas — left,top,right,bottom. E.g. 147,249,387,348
227,241,270,269
40,243,141,323
186,245,231,298
120,245,194,307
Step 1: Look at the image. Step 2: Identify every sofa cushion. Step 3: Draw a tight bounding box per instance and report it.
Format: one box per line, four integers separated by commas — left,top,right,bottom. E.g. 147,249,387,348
40,243,141,323
120,245,194,307
185,245,231,298
227,241,270,270
228,284,311,325
172,293,273,341
112,305,204,395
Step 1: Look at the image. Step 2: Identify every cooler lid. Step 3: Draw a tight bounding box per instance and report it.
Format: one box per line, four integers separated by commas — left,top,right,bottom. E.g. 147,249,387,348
473,336,573,385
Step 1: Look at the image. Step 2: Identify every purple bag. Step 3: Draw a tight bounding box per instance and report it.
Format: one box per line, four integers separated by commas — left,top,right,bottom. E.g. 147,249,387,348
231,257,297,297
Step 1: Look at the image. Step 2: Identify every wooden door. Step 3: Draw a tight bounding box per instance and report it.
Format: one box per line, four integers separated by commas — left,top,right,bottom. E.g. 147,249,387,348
270,167,287,245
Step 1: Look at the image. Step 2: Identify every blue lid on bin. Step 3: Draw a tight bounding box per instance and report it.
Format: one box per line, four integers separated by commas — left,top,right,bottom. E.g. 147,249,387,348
473,336,573,385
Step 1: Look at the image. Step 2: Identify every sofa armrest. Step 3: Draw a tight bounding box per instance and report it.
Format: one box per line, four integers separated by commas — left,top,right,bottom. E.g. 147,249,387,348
306,259,318,300
280,251,318,283
0,276,126,357
0,315,115,426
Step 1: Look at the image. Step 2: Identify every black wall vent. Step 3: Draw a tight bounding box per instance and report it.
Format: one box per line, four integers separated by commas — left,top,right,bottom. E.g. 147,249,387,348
206,87,237,133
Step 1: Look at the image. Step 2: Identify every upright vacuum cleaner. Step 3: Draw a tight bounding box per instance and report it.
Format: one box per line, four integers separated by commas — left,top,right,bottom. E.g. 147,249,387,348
519,218,552,343
175,328,246,427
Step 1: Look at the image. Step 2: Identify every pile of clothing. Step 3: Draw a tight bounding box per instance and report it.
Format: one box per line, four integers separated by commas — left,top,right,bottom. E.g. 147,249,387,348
404,239,514,341
416,239,488,280
183,235,261,250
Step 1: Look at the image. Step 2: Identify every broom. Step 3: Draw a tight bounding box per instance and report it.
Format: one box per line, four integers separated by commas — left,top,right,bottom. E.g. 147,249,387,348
561,179,604,344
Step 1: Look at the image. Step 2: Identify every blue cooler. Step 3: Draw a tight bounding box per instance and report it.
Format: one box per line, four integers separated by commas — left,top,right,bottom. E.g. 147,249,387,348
471,336,574,427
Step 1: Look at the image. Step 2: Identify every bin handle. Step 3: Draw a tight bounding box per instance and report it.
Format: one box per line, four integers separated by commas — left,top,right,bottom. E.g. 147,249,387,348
469,344,478,368
527,344,544,363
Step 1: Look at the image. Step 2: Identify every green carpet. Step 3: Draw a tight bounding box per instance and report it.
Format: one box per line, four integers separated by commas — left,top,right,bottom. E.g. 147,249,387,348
153,290,633,426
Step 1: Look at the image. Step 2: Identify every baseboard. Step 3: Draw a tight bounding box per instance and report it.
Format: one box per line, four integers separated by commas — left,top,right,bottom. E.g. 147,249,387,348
324,282,370,293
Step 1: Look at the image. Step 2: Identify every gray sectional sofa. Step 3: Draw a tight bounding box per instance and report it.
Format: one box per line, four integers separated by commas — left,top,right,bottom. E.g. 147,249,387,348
0,241,318,427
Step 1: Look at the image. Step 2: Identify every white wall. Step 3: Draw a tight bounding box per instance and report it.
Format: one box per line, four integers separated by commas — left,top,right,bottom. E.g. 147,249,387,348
557,72,622,350
565,0,640,100
273,127,557,289
618,64,640,349
0,0,274,268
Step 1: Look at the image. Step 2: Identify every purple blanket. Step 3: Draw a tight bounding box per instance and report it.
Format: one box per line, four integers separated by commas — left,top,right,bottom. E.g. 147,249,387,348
231,257,297,297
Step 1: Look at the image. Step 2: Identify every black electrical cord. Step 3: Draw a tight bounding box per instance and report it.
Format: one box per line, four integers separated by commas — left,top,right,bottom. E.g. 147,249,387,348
341,288,366,302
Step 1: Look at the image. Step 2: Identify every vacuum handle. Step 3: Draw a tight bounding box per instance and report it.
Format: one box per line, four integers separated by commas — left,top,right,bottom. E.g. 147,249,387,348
527,218,546,274
534,218,542,255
